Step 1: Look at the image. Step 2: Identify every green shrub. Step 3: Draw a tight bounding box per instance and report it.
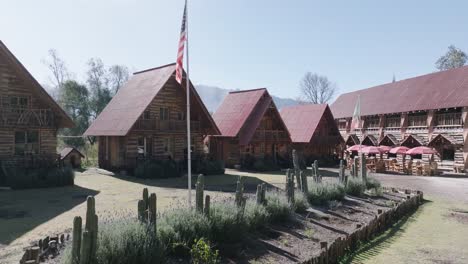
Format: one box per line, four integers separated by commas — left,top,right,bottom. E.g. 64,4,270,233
265,192,293,222
307,182,345,205
244,201,270,231
134,160,180,179
5,166,74,189
158,208,211,247
293,192,310,213
190,238,220,264
197,159,225,175
365,177,381,190
345,178,366,197
208,203,246,243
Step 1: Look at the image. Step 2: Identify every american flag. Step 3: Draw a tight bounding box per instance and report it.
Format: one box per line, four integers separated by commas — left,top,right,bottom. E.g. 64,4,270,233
175,2,187,84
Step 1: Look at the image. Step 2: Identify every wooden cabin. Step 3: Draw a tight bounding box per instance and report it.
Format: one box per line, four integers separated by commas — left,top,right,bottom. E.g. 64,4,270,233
208,88,291,168
280,104,344,166
60,147,84,168
84,63,220,171
332,66,468,173
0,40,74,170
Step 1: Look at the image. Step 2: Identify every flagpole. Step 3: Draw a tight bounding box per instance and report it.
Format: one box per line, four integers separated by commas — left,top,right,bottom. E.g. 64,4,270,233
185,0,192,208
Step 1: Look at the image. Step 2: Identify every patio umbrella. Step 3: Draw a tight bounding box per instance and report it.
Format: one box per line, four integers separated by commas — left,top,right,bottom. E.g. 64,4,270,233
389,146,410,154
346,145,368,152
378,146,392,153
359,146,383,154
406,146,438,155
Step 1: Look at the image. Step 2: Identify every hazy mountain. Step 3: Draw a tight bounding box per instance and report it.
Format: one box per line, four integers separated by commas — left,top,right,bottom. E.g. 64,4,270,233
195,85,299,113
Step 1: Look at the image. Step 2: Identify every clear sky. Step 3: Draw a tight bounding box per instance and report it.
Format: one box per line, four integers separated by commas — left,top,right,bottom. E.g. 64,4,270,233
1,0,467,101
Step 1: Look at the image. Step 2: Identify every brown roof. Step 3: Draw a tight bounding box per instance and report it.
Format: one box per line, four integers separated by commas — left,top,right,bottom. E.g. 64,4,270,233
212,88,290,145
0,40,74,128
331,66,468,119
60,147,84,159
280,104,330,143
84,63,219,136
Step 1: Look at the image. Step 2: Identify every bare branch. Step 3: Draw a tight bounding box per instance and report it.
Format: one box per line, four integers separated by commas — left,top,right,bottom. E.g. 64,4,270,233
299,72,337,104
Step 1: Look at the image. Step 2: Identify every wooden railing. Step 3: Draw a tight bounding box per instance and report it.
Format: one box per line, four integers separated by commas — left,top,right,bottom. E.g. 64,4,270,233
252,130,289,141
133,119,200,132
0,108,54,127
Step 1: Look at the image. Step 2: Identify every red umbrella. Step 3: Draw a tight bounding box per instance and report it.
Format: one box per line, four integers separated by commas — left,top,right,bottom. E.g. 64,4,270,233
389,146,410,154
378,146,392,153
347,145,368,152
359,146,383,154
406,146,438,155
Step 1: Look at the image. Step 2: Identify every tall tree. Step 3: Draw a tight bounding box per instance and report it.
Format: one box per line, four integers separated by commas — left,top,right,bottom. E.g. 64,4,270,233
108,65,129,94
435,45,467,71
299,72,337,104
60,80,91,148
87,58,112,119
42,49,71,100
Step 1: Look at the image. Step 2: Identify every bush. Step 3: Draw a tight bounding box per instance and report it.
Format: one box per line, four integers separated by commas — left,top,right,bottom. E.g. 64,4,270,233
265,192,293,222
208,203,246,243
365,177,381,190
5,166,74,189
190,238,220,264
307,182,345,206
158,208,211,247
197,159,225,175
244,201,270,231
293,192,310,213
134,160,180,179
345,178,366,197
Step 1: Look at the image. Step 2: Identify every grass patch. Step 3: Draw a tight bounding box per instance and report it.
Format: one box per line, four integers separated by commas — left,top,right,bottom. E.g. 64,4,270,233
307,182,345,205
345,178,367,197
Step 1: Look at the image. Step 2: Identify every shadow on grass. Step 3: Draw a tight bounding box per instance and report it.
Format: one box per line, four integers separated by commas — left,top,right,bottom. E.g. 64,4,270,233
338,199,433,264
110,173,279,193
0,185,99,245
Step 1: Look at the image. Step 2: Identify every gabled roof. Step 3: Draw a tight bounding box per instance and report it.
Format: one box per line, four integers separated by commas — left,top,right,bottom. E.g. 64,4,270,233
84,63,219,136
0,40,74,128
60,147,84,160
331,66,468,119
212,88,289,145
362,134,378,146
280,104,330,143
379,134,398,146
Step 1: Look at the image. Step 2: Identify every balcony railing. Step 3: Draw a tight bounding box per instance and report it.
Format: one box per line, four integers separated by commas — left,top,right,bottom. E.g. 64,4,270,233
0,108,54,127
252,130,289,141
133,119,200,132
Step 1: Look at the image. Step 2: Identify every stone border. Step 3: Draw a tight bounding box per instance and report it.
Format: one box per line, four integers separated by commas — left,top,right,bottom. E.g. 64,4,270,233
302,187,424,264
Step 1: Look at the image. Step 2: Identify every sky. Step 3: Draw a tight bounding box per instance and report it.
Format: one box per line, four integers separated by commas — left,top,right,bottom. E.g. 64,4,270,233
1,0,467,101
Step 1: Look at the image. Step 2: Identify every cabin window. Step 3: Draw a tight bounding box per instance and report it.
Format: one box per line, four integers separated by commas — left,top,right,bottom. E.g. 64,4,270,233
177,112,186,121
14,131,39,155
137,137,145,155
143,110,151,119
337,120,347,130
436,112,462,126
385,115,400,128
163,137,174,157
10,96,28,108
365,117,379,128
160,108,169,120
408,113,427,127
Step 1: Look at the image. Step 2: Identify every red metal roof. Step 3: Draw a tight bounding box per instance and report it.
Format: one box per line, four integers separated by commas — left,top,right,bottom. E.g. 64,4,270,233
331,66,468,119
280,104,329,143
212,88,289,145
84,63,219,136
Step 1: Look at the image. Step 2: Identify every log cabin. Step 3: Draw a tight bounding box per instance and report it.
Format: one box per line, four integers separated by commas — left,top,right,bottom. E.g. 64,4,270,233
208,88,291,168
0,40,74,171
332,66,468,173
84,63,220,171
280,104,344,166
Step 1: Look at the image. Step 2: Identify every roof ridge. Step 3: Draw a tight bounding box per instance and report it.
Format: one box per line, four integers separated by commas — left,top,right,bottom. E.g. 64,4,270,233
338,65,468,97
229,88,267,94
133,63,176,75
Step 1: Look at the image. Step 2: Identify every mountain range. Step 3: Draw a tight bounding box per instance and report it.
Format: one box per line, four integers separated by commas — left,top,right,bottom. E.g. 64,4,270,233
195,85,299,114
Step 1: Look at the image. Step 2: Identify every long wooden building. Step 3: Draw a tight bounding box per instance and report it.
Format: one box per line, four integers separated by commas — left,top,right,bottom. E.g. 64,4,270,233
208,88,291,168
280,104,344,165
0,40,74,171
331,66,468,172
84,63,220,171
